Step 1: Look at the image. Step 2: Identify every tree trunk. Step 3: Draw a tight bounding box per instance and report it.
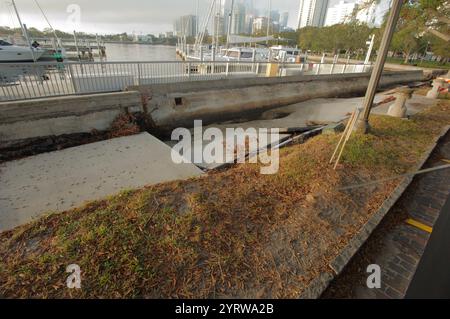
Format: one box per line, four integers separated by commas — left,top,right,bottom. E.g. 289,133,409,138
404,52,410,64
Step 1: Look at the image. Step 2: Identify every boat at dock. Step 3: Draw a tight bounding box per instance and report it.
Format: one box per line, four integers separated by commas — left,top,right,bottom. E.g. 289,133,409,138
214,47,269,62
0,40,45,63
270,46,307,63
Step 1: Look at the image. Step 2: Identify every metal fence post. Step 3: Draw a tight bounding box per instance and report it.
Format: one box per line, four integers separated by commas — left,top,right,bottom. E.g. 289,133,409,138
342,56,350,74
67,63,77,94
137,63,142,86
252,49,256,73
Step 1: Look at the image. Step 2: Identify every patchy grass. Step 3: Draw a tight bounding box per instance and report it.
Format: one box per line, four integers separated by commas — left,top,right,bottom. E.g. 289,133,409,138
386,57,450,70
1,100,449,299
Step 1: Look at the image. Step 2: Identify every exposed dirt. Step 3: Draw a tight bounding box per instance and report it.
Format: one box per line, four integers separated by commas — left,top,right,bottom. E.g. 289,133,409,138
0,113,151,163
0,100,449,299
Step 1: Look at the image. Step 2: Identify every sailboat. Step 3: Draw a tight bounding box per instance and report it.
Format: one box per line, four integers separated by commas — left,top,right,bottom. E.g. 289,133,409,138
0,39,44,62
0,0,60,63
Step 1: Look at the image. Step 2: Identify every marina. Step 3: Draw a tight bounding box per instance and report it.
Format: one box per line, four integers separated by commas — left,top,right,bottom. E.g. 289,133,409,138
1,0,449,303
0,0,378,102
0,59,372,101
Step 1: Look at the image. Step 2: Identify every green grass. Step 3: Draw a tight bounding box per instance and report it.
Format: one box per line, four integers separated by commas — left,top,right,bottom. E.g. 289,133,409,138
386,57,450,70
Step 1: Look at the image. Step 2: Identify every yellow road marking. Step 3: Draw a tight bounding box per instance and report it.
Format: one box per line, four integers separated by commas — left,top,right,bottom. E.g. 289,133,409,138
406,218,433,234
441,159,450,164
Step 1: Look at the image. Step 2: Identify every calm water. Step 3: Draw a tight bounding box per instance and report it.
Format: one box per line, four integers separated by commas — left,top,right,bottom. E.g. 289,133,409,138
103,43,177,62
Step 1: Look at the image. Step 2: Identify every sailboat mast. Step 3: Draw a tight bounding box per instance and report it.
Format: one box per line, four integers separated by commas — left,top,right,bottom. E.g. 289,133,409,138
196,0,199,41
34,0,62,48
11,0,37,62
11,0,25,37
266,0,271,44
226,0,235,47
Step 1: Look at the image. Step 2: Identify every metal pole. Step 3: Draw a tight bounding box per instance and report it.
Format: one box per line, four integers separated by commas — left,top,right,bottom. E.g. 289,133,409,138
266,0,271,45
34,0,61,47
96,33,102,61
11,1,36,62
22,24,37,62
196,0,199,40
73,31,81,61
364,34,375,65
226,0,235,48
357,0,403,134
11,0,25,37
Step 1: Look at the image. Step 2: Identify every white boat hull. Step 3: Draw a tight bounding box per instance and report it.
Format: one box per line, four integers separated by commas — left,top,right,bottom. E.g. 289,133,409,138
0,46,44,62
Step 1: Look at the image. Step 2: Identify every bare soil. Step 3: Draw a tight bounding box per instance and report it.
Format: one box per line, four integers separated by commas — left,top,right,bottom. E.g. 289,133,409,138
0,100,449,298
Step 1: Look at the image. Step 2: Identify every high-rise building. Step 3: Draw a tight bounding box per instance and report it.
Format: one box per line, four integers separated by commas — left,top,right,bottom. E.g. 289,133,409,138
252,16,278,35
244,14,255,34
297,0,330,29
280,12,289,29
174,15,198,37
325,0,357,26
231,3,246,34
270,10,281,24
356,0,392,27
252,17,269,34
222,0,233,35
213,13,226,37
242,0,256,15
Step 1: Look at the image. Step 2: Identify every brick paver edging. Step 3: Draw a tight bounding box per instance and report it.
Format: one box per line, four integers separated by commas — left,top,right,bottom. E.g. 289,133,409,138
300,124,450,299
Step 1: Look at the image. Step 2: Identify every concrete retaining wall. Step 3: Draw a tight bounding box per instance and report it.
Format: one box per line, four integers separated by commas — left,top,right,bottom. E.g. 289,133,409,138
133,71,424,132
0,91,142,143
0,70,423,143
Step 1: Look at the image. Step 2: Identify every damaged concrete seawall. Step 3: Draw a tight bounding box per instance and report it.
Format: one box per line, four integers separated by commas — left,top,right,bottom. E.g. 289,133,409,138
0,91,143,143
132,70,424,132
0,70,423,143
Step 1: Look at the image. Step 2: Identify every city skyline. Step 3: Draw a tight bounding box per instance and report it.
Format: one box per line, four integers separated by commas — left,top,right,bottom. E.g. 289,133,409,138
0,0,348,35
0,0,389,36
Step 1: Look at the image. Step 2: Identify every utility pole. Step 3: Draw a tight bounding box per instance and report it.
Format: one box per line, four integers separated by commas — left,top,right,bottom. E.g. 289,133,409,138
357,0,404,134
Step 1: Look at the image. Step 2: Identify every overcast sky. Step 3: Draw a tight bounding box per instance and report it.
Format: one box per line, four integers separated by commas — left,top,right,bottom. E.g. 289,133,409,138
0,0,342,35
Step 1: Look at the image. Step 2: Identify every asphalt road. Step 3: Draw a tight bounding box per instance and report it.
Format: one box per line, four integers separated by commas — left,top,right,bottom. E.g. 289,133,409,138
406,194,450,299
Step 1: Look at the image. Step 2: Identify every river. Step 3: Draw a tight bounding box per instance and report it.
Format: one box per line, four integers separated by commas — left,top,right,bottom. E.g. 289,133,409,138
103,43,177,62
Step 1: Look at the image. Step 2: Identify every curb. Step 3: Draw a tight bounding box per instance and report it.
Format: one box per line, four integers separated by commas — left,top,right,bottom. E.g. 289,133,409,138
300,124,450,299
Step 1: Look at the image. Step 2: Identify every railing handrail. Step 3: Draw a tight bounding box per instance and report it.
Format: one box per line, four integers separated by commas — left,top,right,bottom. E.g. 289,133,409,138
0,61,373,67
1,59,373,102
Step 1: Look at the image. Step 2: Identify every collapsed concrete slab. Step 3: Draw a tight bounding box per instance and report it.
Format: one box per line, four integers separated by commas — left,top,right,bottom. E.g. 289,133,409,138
166,129,290,170
0,132,203,232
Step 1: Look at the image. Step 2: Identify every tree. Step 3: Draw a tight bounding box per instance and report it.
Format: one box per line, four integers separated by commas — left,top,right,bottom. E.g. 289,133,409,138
390,4,422,63
363,0,449,42
360,0,449,61
296,23,375,56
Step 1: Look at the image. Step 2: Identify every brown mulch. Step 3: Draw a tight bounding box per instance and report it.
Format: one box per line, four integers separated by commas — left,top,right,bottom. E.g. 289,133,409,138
0,100,449,299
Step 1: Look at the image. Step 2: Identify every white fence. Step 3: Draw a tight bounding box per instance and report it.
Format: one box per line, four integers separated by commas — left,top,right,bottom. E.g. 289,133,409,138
0,61,372,102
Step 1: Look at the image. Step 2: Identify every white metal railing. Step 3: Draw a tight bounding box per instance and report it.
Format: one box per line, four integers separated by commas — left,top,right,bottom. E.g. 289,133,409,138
0,61,372,102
